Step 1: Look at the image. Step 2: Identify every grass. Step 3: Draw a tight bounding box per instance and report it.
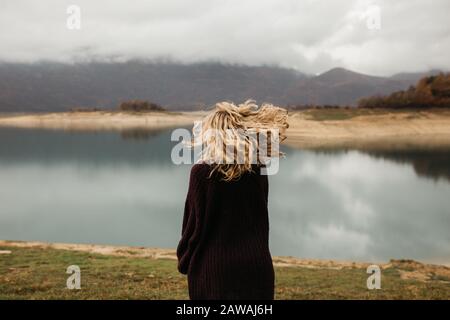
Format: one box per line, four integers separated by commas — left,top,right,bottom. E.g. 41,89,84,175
299,107,450,121
303,108,375,121
0,246,449,300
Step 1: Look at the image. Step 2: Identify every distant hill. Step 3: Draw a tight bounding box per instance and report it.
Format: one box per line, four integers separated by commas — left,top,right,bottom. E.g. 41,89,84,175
0,62,444,112
283,68,423,106
389,69,444,82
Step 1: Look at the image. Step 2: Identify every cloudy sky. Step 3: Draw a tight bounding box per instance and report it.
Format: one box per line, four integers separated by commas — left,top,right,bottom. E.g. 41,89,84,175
0,0,449,76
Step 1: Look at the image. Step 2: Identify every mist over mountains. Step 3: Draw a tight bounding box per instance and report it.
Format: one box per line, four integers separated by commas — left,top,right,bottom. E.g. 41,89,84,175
0,61,442,112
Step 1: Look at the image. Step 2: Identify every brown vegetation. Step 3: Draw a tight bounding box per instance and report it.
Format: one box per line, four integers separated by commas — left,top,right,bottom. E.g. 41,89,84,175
359,73,450,108
118,100,165,112
69,107,103,112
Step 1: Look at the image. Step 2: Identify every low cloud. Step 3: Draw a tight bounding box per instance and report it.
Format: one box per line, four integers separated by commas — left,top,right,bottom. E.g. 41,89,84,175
0,0,449,75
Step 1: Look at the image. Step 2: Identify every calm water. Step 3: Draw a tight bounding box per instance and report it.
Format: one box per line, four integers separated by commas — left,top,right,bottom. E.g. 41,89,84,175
0,127,449,264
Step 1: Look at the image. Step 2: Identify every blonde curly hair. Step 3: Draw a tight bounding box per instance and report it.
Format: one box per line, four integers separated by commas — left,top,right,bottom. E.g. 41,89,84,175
192,100,289,181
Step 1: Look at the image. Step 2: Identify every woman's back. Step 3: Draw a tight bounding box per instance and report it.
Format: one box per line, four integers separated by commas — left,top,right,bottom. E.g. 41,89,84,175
177,163,274,300
176,100,287,300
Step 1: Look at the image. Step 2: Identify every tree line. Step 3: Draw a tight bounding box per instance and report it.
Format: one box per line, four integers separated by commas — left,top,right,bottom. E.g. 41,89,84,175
118,100,165,112
358,73,450,108
69,100,166,112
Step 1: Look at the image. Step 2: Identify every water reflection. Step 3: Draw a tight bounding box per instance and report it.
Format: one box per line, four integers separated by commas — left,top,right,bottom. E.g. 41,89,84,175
365,150,450,182
307,149,450,182
271,148,450,264
120,128,167,141
0,127,449,264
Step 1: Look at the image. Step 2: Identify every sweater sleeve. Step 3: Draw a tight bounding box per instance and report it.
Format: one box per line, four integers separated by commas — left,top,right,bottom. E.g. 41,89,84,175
176,165,206,274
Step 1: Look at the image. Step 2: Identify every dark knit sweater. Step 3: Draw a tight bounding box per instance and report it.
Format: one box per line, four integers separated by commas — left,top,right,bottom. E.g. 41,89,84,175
176,163,274,300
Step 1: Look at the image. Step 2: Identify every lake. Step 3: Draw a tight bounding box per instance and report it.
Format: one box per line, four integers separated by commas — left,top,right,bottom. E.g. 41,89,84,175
0,127,449,264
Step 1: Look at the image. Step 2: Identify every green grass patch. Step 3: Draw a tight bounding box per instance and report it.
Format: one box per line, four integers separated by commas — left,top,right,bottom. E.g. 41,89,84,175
0,246,448,300
302,108,383,121
300,108,440,121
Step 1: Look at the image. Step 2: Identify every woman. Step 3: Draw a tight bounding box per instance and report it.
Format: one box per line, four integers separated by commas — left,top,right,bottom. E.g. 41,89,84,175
176,100,288,300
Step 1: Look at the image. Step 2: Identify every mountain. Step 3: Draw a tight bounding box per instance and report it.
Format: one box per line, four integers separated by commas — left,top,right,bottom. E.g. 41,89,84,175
316,67,381,84
281,68,444,106
0,62,443,112
0,62,306,112
390,69,443,82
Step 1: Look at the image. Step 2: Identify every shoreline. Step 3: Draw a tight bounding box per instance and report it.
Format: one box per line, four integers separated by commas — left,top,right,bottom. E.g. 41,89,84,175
0,109,450,150
0,110,204,132
284,108,450,150
1,239,449,272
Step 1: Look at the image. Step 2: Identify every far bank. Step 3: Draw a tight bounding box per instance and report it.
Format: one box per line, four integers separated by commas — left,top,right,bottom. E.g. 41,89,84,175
1,108,450,150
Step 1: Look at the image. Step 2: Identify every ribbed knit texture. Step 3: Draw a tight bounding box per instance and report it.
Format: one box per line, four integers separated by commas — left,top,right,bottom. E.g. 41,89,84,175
176,163,274,300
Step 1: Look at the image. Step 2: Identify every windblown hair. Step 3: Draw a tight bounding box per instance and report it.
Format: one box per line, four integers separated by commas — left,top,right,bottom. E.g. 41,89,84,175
192,100,289,181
